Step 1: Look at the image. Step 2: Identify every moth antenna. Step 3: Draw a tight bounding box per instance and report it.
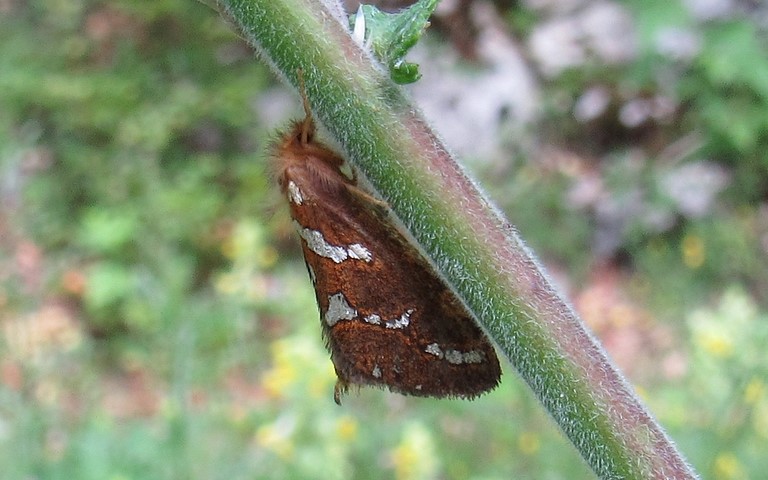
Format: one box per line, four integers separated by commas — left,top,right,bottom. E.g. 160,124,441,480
297,69,314,145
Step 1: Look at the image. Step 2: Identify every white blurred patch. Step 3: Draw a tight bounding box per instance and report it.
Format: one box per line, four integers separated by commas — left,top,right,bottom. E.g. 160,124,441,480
658,161,730,218
529,2,637,77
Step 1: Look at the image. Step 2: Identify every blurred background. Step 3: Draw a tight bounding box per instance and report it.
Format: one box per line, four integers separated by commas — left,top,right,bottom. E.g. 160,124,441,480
2,0,767,478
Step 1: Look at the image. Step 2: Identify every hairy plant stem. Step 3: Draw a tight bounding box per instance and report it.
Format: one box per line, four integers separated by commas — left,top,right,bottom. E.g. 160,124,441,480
213,0,699,478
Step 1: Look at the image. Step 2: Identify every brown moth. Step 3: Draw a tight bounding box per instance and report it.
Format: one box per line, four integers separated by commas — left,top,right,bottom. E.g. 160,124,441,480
273,81,501,404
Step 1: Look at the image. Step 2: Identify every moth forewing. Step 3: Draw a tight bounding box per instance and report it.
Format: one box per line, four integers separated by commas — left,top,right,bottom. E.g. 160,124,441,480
273,107,501,404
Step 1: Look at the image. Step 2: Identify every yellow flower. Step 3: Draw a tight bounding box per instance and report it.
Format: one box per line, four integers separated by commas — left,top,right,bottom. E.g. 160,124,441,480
335,415,359,442
695,330,733,358
213,272,238,295
391,423,438,480
261,341,298,399
256,417,296,460
261,337,337,400
518,431,541,455
681,234,705,269
258,245,279,269
714,452,746,480
744,378,764,405
307,370,333,399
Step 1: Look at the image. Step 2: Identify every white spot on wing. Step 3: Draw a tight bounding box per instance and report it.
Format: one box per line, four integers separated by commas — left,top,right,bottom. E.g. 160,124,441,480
298,226,348,263
425,343,443,358
293,221,373,264
425,343,485,364
372,365,381,378
347,243,372,262
364,309,413,329
325,293,357,327
287,181,303,205
446,349,485,365
385,309,412,329
461,350,485,364
444,349,464,364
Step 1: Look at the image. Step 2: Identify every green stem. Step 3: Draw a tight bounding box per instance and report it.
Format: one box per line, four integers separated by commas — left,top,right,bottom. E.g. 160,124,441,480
214,0,699,478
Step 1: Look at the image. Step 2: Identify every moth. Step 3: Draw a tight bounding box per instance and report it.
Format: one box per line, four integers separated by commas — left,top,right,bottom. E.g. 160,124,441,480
273,82,501,404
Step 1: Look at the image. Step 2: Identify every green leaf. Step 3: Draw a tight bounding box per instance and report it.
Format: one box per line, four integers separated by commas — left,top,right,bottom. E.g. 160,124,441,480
77,207,139,253
349,0,438,84
84,262,135,312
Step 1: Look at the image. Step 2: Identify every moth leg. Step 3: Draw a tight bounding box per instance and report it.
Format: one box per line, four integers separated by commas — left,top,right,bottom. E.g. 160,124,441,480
333,378,349,405
344,182,390,211
296,69,315,145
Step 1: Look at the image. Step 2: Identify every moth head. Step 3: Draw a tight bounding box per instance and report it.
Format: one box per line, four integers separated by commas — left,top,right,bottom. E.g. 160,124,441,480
272,120,350,198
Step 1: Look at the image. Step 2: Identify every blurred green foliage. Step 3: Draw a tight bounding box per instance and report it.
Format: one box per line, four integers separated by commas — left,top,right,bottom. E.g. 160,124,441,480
496,0,768,309
628,0,768,199
1,0,767,479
